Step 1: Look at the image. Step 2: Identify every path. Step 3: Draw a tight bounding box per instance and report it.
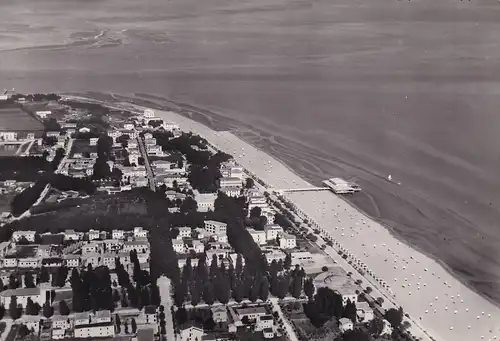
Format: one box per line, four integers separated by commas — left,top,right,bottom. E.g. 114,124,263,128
137,136,155,191
269,298,299,341
157,276,175,341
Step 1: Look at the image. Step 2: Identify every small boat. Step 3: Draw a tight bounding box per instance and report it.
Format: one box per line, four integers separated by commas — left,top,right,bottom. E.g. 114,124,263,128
388,174,392,181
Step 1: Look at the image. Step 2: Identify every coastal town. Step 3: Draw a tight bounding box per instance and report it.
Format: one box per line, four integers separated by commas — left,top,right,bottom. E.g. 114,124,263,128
0,92,497,341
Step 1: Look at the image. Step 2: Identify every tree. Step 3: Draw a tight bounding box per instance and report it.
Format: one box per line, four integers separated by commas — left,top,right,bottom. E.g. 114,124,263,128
341,330,371,341
43,301,54,318
304,278,315,301
124,320,129,334
131,318,137,333
25,298,38,315
385,307,403,329
115,314,122,333
24,273,35,288
0,305,5,320
343,300,357,323
245,178,254,189
250,206,261,219
369,317,385,336
260,279,269,301
39,266,50,283
9,296,21,320
284,253,292,270
59,300,70,316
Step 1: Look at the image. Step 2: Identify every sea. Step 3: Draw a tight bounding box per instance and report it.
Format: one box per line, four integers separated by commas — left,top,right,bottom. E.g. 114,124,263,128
2,0,500,304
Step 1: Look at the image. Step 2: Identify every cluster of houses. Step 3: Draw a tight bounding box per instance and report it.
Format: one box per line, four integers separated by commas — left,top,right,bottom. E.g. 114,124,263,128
0,226,157,340
0,227,150,283
178,304,278,341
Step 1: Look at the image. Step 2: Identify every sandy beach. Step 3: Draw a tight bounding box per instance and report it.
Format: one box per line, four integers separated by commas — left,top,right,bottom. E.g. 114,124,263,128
124,105,500,341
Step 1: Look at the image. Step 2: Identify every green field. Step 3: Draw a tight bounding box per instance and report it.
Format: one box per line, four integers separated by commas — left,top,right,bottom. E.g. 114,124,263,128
0,107,43,131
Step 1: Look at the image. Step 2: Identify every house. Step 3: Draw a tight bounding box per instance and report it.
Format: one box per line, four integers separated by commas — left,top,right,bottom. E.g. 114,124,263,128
137,327,155,341
123,123,134,130
82,252,100,268
204,221,227,235
52,315,72,330
144,109,155,118
134,227,148,238
73,310,114,338
2,257,18,267
264,250,286,264
122,240,150,254
112,230,125,240
177,227,192,239
0,287,47,307
339,318,353,333
82,242,100,254
52,328,66,340
144,305,157,324
64,230,81,241
193,190,217,212
12,230,36,243
255,315,274,331
35,110,52,118
172,239,185,254
88,230,101,241
220,186,240,197
23,315,41,333
101,254,116,269
290,251,313,265
178,257,199,269
46,131,60,138
219,177,242,189
64,255,81,268
247,228,266,245
234,306,268,321
278,233,296,249
180,324,204,341
263,328,274,339
41,257,63,268
185,240,204,254
211,306,227,323
381,319,393,336
356,302,374,322
18,258,40,268
264,225,283,241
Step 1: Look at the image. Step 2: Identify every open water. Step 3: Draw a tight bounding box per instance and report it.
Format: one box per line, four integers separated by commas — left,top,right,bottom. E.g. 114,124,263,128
2,0,500,304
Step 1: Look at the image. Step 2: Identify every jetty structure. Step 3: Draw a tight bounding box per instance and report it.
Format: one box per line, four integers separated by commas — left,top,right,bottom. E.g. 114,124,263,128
322,177,361,194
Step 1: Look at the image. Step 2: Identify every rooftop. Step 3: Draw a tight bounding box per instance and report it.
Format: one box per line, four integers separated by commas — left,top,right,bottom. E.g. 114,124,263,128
0,287,40,297
235,306,267,316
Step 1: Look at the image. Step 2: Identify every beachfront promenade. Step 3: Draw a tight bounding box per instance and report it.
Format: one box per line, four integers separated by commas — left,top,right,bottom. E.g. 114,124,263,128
137,106,500,341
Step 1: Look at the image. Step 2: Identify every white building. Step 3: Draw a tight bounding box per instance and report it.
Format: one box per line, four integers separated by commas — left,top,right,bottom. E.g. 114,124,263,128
264,250,286,264
0,287,47,307
122,241,150,254
18,258,40,268
177,227,192,239
35,110,52,118
220,187,240,197
278,233,296,249
12,231,36,243
255,315,274,331
204,220,227,235
356,302,374,322
219,177,242,189
88,230,101,241
64,230,81,241
89,137,99,146
112,230,125,240
290,251,313,265
134,227,148,238
179,325,203,341
3,258,18,267
82,243,100,254
264,225,283,241
172,240,185,254
144,109,155,118
247,228,266,245
339,318,353,333
194,191,217,212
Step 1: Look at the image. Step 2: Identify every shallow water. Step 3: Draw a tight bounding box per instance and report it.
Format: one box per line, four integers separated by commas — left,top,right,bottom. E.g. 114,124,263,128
2,0,500,303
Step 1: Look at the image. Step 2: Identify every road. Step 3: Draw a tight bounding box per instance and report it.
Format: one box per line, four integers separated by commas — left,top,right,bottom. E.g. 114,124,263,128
269,298,300,341
157,276,175,341
136,136,156,191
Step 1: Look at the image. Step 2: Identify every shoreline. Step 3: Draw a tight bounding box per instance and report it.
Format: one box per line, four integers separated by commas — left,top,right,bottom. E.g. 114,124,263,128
65,93,500,340
77,92,499,308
